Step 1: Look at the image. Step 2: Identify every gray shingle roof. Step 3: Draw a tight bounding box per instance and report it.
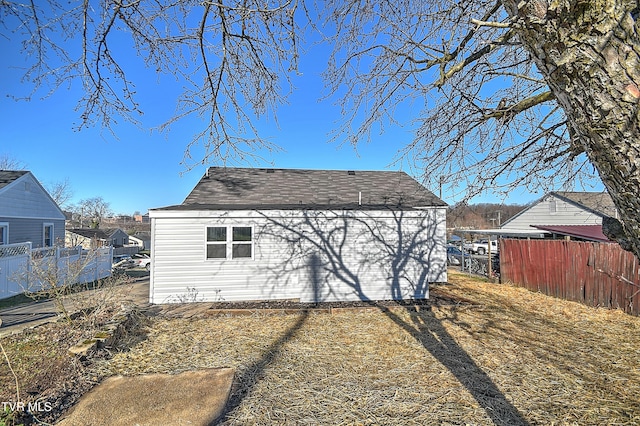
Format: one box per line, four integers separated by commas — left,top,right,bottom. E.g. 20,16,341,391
68,228,122,240
0,170,28,190
175,167,445,210
552,191,618,218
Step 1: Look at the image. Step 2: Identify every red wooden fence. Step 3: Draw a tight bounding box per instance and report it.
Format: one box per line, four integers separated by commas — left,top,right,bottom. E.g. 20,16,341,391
500,239,640,316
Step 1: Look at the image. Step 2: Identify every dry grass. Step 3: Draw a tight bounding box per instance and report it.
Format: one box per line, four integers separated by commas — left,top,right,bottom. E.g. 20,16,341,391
0,322,101,425
95,270,640,425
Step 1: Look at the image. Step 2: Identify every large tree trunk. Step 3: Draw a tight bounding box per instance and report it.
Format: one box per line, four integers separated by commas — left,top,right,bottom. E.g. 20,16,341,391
504,0,640,258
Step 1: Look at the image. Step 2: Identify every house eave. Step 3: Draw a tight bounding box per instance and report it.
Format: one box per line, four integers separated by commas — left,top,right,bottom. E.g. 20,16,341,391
151,203,444,213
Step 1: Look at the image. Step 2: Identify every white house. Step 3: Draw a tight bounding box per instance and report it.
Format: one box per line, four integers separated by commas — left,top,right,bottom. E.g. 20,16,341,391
149,168,448,304
500,191,617,241
129,233,151,250
65,228,130,250
0,170,65,247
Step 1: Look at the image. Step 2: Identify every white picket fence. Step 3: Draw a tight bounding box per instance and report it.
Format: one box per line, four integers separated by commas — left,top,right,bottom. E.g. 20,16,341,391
0,242,113,299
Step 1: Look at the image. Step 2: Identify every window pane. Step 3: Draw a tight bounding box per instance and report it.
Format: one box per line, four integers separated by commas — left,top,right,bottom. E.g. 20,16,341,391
207,227,226,242
207,244,226,259
233,227,252,241
44,226,53,247
232,243,252,258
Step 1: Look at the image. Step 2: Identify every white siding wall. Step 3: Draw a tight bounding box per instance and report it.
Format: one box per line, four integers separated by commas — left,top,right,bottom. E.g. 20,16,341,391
150,208,447,304
0,174,65,220
0,173,66,247
502,194,604,230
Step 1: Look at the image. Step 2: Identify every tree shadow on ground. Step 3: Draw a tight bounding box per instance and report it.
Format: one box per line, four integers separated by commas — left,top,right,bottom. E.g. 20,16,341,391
375,303,529,425
211,310,309,425
213,208,528,424
210,253,323,425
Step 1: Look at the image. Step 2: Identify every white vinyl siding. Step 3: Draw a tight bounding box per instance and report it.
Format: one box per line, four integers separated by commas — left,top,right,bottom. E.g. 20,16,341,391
502,194,605,230
150,208,447,304
0,173,65,220
0,173,65,247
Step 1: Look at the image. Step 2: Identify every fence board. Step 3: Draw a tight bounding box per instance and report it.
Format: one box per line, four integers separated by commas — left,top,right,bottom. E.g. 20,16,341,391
0,245,113,299
501,239,640,316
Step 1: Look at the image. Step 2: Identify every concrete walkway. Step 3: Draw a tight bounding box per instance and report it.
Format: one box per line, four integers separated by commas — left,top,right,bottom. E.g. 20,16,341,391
1,277,236,425
58,368,235,426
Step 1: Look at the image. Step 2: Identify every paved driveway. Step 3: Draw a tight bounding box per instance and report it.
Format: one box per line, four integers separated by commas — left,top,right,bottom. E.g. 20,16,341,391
0,299,59,331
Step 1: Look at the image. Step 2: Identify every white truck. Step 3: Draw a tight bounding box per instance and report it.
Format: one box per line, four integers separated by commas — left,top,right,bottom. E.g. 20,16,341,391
464,239,499,255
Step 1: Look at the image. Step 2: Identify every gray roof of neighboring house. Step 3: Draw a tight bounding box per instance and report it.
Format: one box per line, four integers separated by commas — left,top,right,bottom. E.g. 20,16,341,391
67,228,124,240
131,232,151,240
552,191,618,218
0,170,28,190
163,167,446,210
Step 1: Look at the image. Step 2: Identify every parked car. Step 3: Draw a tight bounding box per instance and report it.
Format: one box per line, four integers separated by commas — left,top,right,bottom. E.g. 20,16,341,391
112,255,135,271
463,239,499,255
446,245,471,266
131,253,151,271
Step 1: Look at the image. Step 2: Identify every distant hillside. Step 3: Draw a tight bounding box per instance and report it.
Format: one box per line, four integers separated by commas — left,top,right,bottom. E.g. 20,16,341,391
447,203,528,231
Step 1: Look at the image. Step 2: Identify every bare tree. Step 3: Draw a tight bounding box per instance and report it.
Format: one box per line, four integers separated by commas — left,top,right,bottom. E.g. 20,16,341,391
0,154,26,170
45,178,74,210
72,197,113,229
1,0,301,168
321,1,639,255
2,1,639,257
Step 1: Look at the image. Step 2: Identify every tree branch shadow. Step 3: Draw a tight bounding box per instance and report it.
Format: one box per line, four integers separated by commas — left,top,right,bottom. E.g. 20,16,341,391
211,309,309,425
374,303,529,425
211,252,324,424
212,207,527,424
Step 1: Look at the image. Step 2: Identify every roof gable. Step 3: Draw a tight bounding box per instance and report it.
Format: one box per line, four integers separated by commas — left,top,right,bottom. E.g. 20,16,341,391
0,170,28,191
501,191,616,228
551,191,617,218
180,168,445,209
0,170,65,220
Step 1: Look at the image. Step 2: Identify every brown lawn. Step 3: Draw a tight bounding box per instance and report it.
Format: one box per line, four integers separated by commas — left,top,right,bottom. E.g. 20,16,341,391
94,270,640,425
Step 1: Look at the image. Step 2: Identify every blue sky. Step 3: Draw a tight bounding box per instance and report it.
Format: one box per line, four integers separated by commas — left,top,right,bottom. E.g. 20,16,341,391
1,33,422,214
0,19,602,215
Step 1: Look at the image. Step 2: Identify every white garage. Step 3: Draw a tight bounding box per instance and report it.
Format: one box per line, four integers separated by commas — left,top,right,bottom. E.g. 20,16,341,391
149,168,447,304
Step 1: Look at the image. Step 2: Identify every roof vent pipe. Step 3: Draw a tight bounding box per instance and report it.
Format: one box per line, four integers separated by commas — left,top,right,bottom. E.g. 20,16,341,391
358,191,362,206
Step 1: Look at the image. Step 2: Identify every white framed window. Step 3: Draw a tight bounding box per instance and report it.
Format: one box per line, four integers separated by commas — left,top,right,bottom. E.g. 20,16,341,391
206,226,227,259
0,223,8,245
206,225,253,260
43,223,54,247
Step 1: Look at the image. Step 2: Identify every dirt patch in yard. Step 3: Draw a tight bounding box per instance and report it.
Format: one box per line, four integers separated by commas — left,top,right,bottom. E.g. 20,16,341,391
94,271,640,425
0,307,149,425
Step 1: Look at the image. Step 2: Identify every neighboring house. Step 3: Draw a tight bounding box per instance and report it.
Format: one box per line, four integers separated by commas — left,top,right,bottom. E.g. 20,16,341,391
134,213,150,224
129,232,151,250
0,170,65,247
500,191,617,242
65,228,130,249
149,167,448,304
